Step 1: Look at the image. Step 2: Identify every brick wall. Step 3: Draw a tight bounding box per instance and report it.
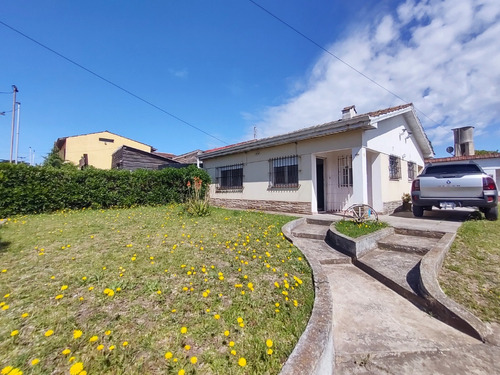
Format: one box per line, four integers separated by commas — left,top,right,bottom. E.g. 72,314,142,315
210,198,311,215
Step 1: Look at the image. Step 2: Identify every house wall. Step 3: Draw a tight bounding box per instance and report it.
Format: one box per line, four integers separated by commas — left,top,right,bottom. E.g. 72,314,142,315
204,131,362,214
61,132,152,169
112,147,174,171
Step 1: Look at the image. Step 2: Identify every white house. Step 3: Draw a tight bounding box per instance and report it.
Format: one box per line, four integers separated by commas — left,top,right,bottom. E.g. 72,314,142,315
199,104,434,215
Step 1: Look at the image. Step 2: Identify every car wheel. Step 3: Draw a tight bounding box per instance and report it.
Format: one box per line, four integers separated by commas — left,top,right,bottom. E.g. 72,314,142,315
485,206,498,221
412,205,424,217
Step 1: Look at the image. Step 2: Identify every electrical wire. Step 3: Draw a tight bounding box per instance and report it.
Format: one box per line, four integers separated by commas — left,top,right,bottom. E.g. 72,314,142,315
248,0,440,126
0,20,229,145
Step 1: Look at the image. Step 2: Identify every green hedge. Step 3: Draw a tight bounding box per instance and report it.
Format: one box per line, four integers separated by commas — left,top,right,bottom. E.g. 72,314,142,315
0,164,210,216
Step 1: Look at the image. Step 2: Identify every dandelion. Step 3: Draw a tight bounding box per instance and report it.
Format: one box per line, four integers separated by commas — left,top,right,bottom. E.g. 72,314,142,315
184,345,191,351
69,362,84,375
178,370,185,375
214,314,220,320
165,352,173,359
89,335,98,342
267,348,273,355
105,330,111,336
238,357,247,367
1,305,9,310
30,359,40,365
224,330,230,336
109,345,116,351
266,339,273,348
62,348,71,355
97,344,104,351
180,326,187,334
229,341,235,347
73,330,83,339
190,356,198,364
61,285,68,291
44,329,54,337
1,366,13,374
123,341,129,347
55,294,64,300
230,350,237,355
11,330,19,337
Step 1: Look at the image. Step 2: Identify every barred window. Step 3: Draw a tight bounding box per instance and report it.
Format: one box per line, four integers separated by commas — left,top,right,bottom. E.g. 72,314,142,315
338,155,353,187
407,161,416,181
216,164,243,189
389,155,401,180
269,155,299,188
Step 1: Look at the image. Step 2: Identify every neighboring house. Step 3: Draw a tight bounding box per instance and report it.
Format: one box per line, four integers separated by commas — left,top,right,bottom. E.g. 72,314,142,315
172,149,203,167
199,104,434,215
55,131,155,169
425,154,500,191
112,145,179,171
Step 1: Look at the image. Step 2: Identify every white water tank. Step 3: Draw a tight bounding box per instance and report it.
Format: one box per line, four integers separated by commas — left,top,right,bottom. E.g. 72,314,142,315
452,126,475,156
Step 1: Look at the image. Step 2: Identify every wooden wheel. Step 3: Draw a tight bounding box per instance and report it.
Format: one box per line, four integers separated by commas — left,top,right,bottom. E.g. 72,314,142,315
343,204,378,223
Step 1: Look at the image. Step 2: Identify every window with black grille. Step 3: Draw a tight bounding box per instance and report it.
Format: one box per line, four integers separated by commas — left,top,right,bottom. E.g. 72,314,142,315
269,155,299,188
217,164,243,189
389,155,401,180
338,155,353,187
407,161,416,181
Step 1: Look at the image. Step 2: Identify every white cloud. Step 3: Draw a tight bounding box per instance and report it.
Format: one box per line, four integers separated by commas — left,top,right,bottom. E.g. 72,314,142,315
250,0,500,155
169,68,188,78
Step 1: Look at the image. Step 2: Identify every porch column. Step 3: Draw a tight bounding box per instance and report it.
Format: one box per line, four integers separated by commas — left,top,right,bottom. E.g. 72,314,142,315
352,146,368,204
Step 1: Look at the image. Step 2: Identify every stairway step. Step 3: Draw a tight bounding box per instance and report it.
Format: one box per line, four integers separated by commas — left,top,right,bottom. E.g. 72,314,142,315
293,238,351,265
305,218,334,226
292,223,329,240
377,233,438,255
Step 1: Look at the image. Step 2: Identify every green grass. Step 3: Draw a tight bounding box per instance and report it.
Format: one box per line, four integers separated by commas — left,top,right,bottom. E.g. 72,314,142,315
439,217,500,323
334,220,389,238
0,205,313,374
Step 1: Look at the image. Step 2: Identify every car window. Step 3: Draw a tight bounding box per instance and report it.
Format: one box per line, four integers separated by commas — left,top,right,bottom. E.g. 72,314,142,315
425,164,481,174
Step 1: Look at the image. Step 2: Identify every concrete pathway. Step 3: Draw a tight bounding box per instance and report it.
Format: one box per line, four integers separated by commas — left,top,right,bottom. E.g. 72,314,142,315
283,208,500,374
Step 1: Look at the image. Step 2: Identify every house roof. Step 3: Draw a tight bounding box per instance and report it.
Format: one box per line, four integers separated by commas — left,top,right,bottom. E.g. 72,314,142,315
200,104,434,160
153,152,177,159
172,149,203,164
55,130,156,151
113,145,177,162
425,153,500,164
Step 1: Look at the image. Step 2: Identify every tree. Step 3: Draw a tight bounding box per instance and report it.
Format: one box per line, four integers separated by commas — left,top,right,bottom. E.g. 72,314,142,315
475,149,499,155
42,146,77,169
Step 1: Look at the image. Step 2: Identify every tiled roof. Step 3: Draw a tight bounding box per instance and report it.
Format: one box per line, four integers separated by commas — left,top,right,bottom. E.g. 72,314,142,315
153,152,177,159
366,103,413,118
425,153,500,163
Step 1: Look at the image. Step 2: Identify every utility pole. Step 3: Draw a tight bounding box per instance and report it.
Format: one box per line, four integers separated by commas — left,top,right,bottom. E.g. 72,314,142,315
15,102,21,164
10,85,18,163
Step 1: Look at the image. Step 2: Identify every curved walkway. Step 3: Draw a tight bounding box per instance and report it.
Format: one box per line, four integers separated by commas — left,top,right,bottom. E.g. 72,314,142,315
281,209,499,374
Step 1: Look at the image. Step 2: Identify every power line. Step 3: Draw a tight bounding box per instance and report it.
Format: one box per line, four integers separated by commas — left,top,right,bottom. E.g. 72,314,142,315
0,20,229,145
247,0,440,126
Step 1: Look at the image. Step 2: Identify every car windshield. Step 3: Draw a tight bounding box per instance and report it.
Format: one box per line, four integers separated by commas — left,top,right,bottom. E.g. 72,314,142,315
425,164,481,175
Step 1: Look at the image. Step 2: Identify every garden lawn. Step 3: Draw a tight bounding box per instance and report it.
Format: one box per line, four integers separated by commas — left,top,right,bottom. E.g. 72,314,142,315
439,217,500,324
0,205,313,375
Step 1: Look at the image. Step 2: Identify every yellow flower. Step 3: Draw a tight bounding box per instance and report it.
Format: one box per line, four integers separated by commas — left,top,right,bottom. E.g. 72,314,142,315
69,362,84,375
61,285,68,290
105,330,111,335
267,348,273,355
1,305,9,310
88,286,94,291
165,351,173,359
62,348,71,355
89,335,98,342
30,359,40,366
184,345,191,351
190,357,198,364
180,326,187,334
109,345,115,351
73,330,83,339
237,317,243,323
224,330,230,336
230,350,236,355
44,329,54,337
55,294,64,300
214,314,220,320
238,357,247,367
97,344,104,351
11,330,19,337
82,276,87,281
229,341,235,347
178,370,185,375
3,293,10,298
266,339,273,348
1,366,13,374
122,341,129,347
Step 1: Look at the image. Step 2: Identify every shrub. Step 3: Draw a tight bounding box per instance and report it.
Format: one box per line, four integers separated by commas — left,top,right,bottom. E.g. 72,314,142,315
0,164,210,216
184,176,211,216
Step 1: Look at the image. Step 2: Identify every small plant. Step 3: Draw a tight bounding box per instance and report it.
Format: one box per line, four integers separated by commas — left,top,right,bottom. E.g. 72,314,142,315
402,193,411,204
184,176,211,216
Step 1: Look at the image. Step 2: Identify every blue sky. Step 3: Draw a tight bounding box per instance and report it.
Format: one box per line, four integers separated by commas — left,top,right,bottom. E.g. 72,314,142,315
1,0,499,163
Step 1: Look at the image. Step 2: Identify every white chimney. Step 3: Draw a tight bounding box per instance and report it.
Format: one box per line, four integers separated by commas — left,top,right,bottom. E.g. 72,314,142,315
342,105,357,120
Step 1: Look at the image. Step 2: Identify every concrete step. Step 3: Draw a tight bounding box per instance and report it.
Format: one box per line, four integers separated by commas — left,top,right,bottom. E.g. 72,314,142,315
293,238,351,265
377,233,439,255
292,223,329,240
305,218,333,226
356,248,424,304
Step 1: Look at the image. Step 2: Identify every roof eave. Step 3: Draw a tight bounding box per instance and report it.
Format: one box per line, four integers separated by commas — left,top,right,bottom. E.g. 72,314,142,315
200,117,372,160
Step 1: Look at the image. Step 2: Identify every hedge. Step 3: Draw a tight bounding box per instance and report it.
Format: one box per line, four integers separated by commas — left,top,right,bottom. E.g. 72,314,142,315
0,163,210,216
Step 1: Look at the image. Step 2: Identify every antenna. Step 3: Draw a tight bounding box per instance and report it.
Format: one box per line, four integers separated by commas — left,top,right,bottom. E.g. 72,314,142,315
253,126,257,140
446,146,454,155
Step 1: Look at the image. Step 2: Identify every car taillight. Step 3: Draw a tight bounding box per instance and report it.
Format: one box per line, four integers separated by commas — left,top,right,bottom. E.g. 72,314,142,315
483,176,497,191
412,179,420,191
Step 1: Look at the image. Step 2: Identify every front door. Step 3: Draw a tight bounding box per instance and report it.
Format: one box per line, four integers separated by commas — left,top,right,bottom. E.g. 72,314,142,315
316,158,325,211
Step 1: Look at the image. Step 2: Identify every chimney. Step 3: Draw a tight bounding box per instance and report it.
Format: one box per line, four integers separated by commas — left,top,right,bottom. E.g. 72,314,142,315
452,126,475,156
342,105,357,120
